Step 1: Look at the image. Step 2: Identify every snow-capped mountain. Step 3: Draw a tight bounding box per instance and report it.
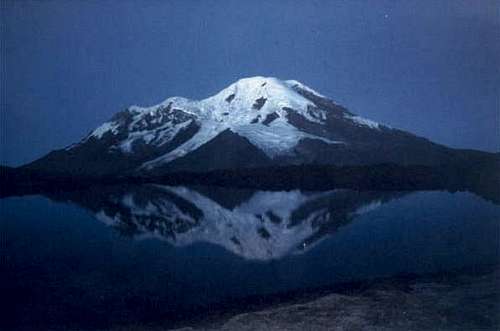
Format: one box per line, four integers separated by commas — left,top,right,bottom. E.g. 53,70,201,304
23,76,492,176
49,184,404,260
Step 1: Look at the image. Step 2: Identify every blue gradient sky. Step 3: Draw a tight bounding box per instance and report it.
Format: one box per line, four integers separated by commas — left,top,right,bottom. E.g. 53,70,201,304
1,0,499,166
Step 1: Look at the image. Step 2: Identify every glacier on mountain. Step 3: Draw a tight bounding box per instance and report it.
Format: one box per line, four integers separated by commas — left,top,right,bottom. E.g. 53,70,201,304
81,76,381,170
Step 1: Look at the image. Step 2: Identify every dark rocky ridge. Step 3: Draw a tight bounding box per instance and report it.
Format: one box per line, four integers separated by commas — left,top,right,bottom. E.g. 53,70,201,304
156,129,273,173
24,107,200,176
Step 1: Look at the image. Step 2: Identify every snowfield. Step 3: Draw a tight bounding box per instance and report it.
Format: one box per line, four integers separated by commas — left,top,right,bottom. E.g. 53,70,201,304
83,76,381,169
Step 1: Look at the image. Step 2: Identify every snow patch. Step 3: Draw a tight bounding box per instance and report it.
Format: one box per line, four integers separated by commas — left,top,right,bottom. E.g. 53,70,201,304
285,79,326,98
91,122,120,139
345,114,380,129
233,120,342,158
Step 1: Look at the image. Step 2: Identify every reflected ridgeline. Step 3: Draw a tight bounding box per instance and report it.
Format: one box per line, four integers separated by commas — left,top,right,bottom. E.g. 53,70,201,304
48,185,405,260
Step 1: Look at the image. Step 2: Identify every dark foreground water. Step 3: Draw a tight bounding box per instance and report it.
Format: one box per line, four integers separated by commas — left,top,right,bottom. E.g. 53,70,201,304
1,186,499,330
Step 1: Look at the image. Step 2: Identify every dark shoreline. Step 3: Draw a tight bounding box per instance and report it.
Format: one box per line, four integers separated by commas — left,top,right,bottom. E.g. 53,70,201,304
2,163,499,204
111,263,499,331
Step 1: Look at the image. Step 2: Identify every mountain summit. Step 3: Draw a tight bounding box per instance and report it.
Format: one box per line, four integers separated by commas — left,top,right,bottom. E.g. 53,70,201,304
24,76,496,176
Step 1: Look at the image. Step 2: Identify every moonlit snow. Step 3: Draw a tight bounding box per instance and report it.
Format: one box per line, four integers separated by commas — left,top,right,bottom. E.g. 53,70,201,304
86,76,381,169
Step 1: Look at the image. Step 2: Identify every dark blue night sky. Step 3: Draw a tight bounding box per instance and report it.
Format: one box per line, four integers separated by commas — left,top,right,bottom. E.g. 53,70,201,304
1,0,499,166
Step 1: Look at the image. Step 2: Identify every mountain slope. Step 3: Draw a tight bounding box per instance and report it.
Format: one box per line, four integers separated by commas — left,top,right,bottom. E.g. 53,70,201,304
23,76,499,176
162,129,272,173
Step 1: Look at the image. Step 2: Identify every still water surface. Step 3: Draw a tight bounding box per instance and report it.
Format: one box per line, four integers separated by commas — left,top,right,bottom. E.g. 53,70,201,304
1,185,499,330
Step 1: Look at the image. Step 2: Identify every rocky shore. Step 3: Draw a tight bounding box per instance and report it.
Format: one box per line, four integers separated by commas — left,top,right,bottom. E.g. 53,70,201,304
166,268,499,331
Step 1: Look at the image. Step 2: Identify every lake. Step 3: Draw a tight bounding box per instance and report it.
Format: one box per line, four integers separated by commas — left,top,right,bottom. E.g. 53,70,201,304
1,185,499,330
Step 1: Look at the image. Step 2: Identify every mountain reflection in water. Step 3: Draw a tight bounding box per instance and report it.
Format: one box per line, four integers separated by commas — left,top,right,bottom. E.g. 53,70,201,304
2,186,500,330
49,185,405,260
